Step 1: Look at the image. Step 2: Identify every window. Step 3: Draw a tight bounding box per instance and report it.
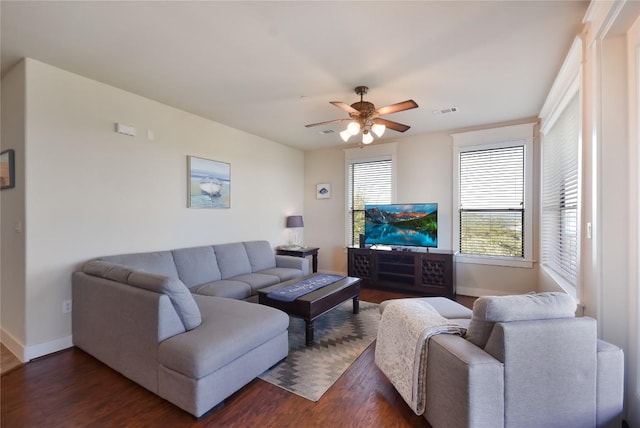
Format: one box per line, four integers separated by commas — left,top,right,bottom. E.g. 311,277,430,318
541,92,580,287
459,144,525,258
452,123,534,267
346,158,392,246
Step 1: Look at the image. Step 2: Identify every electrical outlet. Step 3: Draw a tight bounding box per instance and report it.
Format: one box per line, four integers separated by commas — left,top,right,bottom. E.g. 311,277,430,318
63,300,72,314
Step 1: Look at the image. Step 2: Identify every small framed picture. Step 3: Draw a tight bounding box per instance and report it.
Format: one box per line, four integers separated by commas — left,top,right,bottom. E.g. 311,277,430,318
1,149,15,190
316,183,331,199
188,156,230,208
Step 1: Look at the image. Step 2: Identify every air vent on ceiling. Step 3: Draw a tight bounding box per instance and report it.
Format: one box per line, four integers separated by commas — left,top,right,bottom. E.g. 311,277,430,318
432,107,458,115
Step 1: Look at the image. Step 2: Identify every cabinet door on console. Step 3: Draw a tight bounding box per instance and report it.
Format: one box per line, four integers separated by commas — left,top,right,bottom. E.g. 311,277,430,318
348,248,372,279
419,253,455,297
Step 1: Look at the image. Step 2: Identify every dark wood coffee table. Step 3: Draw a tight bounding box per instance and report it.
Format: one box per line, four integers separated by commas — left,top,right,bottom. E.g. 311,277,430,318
257,274,361,346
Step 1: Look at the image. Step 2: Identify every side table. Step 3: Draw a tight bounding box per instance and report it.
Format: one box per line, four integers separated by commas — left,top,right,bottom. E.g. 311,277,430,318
275,246,319,273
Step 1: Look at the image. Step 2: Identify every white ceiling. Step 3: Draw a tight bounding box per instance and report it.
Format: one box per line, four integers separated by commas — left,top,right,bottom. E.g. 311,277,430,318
1,1,588,151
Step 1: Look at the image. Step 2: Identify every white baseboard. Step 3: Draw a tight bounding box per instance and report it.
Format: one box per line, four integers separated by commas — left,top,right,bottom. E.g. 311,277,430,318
25,336,73,361
456,286,512,298
1,328,27,362
1,328,72,362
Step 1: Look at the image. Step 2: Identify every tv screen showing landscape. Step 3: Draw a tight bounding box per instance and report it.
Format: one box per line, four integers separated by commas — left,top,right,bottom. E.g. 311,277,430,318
364,203,438,248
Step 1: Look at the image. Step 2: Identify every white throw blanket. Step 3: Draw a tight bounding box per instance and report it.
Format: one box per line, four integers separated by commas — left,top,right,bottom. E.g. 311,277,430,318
374,300,466,415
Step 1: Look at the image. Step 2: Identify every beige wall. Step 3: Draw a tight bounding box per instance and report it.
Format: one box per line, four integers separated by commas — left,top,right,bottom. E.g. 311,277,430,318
1,60,27,357
303,147,346,274
627,12,640,425
539,2,640,423
304,128,538,296
1,59,304,360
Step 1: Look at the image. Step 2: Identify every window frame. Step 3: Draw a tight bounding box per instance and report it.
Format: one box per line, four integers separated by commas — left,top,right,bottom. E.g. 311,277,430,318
344,143,397,248
459,144,525,258
539,78,582,295
453,132,534,268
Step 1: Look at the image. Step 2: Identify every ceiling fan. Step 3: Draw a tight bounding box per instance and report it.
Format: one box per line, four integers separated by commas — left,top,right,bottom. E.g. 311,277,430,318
306,86,418,144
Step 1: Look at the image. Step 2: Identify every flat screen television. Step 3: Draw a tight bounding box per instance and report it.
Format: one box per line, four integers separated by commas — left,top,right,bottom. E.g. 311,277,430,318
364,203,438,248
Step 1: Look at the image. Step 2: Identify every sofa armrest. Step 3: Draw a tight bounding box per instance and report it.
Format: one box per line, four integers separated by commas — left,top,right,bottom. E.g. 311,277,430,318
275,255,310,275
596,339,624,427
72,272,185,392
485,318,598,427
425,334,504,428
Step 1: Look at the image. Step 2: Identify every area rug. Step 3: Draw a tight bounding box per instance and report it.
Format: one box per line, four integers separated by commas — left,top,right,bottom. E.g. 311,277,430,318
259,300,380,401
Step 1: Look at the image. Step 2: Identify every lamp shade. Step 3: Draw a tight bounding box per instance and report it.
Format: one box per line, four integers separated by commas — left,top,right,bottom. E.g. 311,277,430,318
286,215,304,228
347,121,361,135
340,129,352,142
362,131,374,144
371,123,386,137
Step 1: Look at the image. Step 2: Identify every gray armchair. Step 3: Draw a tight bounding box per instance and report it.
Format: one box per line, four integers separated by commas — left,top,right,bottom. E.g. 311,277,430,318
377,293,624,428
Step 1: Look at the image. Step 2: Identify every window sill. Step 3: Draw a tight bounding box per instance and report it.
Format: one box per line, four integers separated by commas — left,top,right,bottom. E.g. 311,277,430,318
455,254,534,269
540,264,577,300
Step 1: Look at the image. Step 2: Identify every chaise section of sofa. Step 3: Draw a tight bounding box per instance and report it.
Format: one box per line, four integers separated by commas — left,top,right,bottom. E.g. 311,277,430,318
73,267,289,417
157,295,288,416
72,240,305,417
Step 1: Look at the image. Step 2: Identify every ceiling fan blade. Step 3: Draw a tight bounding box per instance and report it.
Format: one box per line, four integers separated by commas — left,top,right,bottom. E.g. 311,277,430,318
305,118,349,128
373,118,411,133
330,101,359,114
375,100,418,116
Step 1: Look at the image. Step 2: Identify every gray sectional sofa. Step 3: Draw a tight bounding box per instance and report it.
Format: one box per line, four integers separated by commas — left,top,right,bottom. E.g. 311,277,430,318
72,240,309,417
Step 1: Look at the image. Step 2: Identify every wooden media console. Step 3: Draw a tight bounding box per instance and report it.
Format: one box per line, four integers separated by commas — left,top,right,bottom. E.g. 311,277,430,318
347,247,456,298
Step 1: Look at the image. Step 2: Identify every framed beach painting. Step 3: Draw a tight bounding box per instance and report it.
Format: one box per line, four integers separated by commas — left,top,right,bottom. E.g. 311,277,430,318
187,156,230,208
0,149,15,190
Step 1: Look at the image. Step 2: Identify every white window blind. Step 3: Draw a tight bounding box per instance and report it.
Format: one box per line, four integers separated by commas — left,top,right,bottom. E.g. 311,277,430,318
459,145,525,257
347,159,392,246
541,93,579,286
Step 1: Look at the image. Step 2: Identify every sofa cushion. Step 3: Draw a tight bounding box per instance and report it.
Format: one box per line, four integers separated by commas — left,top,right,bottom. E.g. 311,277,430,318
257,267,302,282
83,260,135,283
158,295,289,379
243,241,276,272
230,273,280,292
127,272,202,331
378,297,473,320
172,246,222,287
466,292,577,348
214,243,252,279
190,280,252,300
100,251,179,279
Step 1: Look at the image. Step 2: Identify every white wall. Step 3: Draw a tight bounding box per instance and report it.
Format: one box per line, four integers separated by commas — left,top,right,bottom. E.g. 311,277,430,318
303,147,347,274
304,128,538,296
541,2,640,423
599,34,630,349
395,133,453,249
1,60,27,358
627,13,640,425
1,58,304,360
304,133,452,275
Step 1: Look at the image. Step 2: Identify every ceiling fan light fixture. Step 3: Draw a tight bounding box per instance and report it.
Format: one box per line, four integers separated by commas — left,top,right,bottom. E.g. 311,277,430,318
340,129,352,142
305,86,418,142
362,130,374,145
347,121,361,135
371,123,386,137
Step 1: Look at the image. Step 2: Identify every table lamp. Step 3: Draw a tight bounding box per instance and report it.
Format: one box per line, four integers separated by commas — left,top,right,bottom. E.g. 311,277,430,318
286,215,304,247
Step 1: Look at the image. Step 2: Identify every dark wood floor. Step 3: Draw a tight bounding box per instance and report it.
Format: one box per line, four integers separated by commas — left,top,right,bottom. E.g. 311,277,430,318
1,289,475,428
